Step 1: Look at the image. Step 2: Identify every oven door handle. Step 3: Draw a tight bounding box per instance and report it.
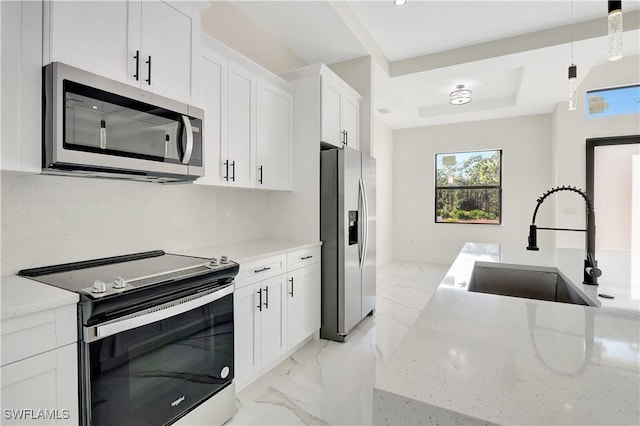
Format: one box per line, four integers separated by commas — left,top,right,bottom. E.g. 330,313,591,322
85,284,233,342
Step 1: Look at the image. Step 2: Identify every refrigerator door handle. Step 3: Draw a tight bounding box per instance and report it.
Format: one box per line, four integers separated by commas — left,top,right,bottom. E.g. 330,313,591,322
358,178,366,270
362,177,369,268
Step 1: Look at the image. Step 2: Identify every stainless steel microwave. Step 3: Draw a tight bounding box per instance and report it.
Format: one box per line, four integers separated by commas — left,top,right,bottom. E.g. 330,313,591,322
43,62,204,183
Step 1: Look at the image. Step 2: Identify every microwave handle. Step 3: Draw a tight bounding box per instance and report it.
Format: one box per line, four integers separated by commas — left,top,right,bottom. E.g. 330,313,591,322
181,115,194,165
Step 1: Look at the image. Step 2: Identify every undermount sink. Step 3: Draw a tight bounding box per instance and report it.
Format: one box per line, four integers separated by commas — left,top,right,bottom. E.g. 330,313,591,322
468,263,596,306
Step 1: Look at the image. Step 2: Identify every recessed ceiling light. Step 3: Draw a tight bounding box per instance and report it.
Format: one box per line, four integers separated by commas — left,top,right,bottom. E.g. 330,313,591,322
449,85,472,105
393,0,407,6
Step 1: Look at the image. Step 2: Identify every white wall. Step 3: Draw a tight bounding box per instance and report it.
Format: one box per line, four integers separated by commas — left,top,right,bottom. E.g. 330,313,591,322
594,144,640,252
372,118,393,266
201,1,307,75
393,114,554,264
552,55,640,249
1,175,269,275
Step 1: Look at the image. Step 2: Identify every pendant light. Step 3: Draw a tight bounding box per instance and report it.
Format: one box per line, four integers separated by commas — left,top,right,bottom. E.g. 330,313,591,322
567,0,577,111
568,65,577,111
608,1,623,61
450,85,472,105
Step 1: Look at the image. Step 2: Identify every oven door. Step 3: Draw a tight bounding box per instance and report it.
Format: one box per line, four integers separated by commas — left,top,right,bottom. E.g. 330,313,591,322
81,285,233,426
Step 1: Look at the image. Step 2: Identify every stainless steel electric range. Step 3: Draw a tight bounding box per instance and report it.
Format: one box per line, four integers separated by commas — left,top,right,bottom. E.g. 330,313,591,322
19,250,239,426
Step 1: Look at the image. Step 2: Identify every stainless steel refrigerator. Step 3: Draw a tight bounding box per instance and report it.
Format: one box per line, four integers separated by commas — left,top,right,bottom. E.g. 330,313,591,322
320,146,376,342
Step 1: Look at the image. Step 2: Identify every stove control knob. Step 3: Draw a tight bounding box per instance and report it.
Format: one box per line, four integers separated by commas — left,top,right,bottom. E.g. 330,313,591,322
209,257,219,267
113,276,127,289
92,280,107,293
220,255,229,264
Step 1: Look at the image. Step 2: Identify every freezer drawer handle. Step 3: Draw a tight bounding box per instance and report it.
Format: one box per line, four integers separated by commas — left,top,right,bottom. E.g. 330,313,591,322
254,266,271,274
300,255,313,260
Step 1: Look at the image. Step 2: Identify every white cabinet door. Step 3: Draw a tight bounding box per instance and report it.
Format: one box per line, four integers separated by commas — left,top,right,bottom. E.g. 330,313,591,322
234,284,260,388
287,263,321,350
321,79,342,147
197,52,227,186
1,343,78,425
256,79,293,190
341,95,359,150
259,275,285,369
46,1,131,84
139,1,194,103
226,63,255,188
1,0,42,173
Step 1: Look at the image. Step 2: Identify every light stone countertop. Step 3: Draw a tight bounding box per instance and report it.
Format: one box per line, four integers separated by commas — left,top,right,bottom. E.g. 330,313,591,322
373,242,640,426
0,239,320,322
1,275,78,320
176,239,322,264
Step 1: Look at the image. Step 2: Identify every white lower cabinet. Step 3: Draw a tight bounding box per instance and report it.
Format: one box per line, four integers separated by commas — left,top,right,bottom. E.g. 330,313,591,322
1,343,78,426
233,245,321,392
286,262,321,350
234,275,286,390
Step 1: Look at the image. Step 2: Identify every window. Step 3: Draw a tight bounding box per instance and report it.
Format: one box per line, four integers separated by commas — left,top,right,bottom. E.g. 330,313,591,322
586,85,640,118
435,150,502,224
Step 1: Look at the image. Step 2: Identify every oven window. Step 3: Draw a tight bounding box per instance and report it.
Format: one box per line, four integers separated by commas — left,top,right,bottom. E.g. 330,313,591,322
88,294,233,426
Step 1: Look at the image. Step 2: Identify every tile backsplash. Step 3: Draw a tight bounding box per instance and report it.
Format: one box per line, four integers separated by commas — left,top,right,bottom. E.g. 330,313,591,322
1,174,269,275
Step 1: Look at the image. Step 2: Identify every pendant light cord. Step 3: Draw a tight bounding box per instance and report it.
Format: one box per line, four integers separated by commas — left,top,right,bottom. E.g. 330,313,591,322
570,0,574,62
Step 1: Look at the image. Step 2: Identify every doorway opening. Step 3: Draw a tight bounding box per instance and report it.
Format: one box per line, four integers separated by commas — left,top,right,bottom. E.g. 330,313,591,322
586,135,640,254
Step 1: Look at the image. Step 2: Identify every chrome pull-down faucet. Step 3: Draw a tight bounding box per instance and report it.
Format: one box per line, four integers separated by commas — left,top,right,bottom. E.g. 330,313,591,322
526,186,601,285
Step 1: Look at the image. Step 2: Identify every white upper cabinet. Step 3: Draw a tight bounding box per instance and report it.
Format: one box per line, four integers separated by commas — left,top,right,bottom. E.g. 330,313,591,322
138,1,196,103
282,64,361,151
44,0,201,104
341,95,360,150
256,78,293,190
1,0,42,173
226,63,255,188
321,72,361,150
197,50,227,186
197,34,294,190
321,79,343,147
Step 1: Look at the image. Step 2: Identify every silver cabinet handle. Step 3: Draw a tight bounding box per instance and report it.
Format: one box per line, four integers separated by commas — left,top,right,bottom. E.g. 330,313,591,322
301,255,313,260
254,266,271,274
264,286,269,309
258,165,263,184
181,115,193,164
87,285,233,342
231,161,236,182
288,277,294,297
257,288,263,311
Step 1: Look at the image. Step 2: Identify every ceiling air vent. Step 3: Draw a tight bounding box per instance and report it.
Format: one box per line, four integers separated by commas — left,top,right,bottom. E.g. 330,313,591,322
377,108,391,114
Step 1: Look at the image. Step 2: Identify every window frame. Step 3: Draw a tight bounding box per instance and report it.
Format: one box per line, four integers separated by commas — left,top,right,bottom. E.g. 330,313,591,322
434,149,503,225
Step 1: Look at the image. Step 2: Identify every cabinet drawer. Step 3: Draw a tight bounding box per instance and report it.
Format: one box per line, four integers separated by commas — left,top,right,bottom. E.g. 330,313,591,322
1,305,77,367
287,247,321,271
235,254,286,289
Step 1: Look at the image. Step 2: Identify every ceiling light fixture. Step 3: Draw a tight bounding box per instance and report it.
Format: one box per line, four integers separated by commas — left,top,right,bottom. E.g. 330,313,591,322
567,0,578,111
449,84,472,105
608,1,623,61
393,0,407,6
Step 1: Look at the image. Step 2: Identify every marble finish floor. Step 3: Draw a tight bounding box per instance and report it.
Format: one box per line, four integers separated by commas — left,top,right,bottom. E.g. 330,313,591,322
227,262,450,425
